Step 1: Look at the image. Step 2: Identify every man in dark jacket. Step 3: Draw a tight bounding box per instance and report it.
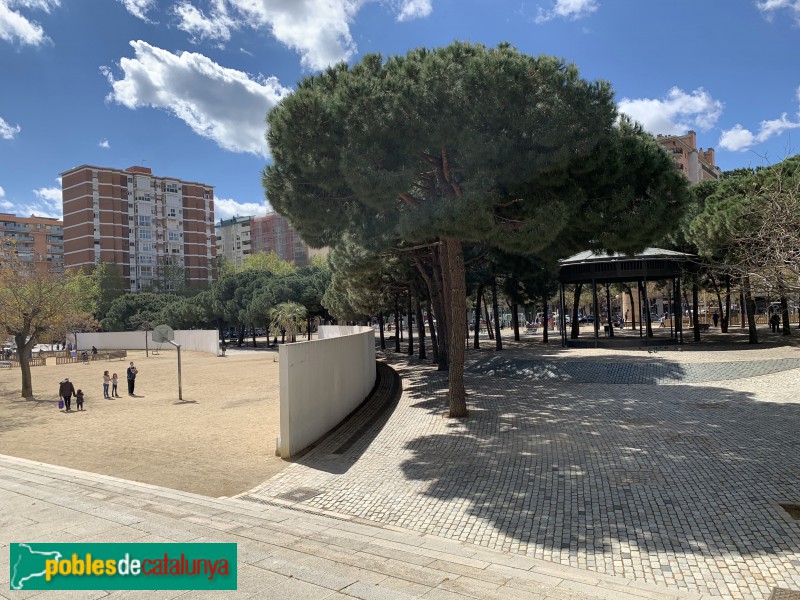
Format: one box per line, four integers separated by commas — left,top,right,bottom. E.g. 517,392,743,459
127,362,138,396
59,378,76,411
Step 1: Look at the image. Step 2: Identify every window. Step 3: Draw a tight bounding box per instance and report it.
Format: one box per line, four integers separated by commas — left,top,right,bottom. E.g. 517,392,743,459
168,207,177,217
204,191,211,199
166,183,178,193
138,215,151,227
140,242,152,252
168,231,180,241
138,230,152,240
140,266,152,276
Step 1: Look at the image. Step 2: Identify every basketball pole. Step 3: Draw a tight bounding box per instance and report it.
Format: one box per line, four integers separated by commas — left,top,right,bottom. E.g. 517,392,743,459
167,340,183,400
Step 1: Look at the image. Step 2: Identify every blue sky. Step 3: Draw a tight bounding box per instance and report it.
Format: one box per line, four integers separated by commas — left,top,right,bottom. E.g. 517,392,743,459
1,0,799,221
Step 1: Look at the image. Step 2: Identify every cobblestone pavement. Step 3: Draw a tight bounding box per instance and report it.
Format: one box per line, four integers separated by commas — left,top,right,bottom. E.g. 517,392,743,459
249,345,800,600
0,454,700,599
468,355,800,384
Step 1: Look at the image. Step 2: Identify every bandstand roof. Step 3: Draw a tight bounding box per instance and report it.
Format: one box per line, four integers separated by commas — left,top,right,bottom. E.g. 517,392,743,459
558,247,695,284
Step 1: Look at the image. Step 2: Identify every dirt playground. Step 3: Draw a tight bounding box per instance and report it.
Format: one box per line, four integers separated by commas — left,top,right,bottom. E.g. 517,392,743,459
0,348,285,497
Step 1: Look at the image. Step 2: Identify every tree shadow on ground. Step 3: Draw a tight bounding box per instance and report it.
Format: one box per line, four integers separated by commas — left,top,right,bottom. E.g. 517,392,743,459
395,361,800,593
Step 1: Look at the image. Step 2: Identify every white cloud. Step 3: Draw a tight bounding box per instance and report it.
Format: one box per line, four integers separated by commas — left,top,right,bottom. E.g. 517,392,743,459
98,139,110,148
719,84,800,151
0,179,62,217
103,40,291,157
0,116,21,139
719,114,800,152
213,196,269,221
118,0,157,21
173,0,234,44
618,87,724,136
756,0,800,22
395,0,432,21
0,0,59,47
173,0,360,70
0,185,12,210
535,0,598,23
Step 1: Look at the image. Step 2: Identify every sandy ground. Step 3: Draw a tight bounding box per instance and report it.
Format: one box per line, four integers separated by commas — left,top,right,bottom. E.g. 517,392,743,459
0,348,286,498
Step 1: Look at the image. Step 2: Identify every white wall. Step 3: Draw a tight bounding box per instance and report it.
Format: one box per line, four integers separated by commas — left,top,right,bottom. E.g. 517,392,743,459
279,326,376,458
76,330,219,355
317,325,373,340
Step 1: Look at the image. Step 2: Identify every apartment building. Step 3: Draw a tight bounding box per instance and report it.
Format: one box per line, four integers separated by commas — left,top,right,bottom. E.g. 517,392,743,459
215,215,252,268
0,213,64,272
250,212,328,267
656,130,721,184
61,165,215,291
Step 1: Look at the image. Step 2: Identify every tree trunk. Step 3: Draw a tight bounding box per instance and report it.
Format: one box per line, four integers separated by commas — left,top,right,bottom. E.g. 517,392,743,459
441,237,467,418
407,289,414,356
692,281,700,342
307,317,312,341
252,326,257,348
491,277,502,351
237,324,245,347
416,296,426,360
482,292,494,340
542,296,549,344
429,248,448,370
740,289,746,327
781,295,792,335
627,285,637,330
571,283,582,339
378,313,386,350
473,283,483,350
394,296,401,353
16,335,33,397
723,276,731,333
427,298,439,364
512,300,520,341
744,276,758,344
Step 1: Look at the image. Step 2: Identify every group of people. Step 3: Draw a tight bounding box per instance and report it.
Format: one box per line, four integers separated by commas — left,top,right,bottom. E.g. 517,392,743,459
58,362,139,412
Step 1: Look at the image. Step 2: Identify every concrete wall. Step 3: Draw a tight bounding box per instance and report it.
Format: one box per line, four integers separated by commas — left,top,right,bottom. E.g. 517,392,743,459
317,325,374,340
76,330,219,355
279,326,375,458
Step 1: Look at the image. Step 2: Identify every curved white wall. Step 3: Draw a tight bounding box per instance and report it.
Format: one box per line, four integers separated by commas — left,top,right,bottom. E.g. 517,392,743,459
278,326,376,458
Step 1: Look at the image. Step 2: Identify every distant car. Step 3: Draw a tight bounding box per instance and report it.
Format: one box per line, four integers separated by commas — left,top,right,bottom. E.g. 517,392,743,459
578,315,595,324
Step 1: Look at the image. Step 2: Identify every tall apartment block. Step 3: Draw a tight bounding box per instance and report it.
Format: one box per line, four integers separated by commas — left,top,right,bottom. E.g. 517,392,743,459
0,213,64,272
215,215,252,268
61,165,215,291
250,212,327,267
656,130,720,184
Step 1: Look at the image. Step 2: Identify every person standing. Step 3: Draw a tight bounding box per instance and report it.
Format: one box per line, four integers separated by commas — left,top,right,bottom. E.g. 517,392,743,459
712,311,719,328
103,371,110,398
59,378,76,412
76,389,85,411
127,362,138,396
111,373,119,397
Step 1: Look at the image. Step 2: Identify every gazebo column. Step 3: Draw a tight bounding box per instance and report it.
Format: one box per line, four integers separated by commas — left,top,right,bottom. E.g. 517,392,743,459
559,283,567,347
675,275,683,344
605,283,614,338
592,278,599,348
643,275,651,339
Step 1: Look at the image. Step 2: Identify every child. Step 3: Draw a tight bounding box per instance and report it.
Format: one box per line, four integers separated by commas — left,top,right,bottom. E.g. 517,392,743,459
76,389,85,411
111,373,119,397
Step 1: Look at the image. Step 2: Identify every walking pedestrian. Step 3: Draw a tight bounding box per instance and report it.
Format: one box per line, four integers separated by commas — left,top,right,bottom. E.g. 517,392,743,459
103,371,110,398
59,378,75,412
127,362,138,396
76,389,85,411
712,311,719,327
111,373,119,397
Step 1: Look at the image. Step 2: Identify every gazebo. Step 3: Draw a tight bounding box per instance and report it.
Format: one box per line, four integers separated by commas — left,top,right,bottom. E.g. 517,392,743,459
557,247,696,347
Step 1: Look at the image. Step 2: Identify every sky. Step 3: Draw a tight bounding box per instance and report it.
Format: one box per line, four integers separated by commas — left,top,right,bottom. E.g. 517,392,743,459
1,0,800,222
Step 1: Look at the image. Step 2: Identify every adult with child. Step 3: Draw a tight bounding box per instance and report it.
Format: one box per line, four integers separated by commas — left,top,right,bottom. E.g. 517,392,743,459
127,362,138,396
59,377,75,412
103,371,110,398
